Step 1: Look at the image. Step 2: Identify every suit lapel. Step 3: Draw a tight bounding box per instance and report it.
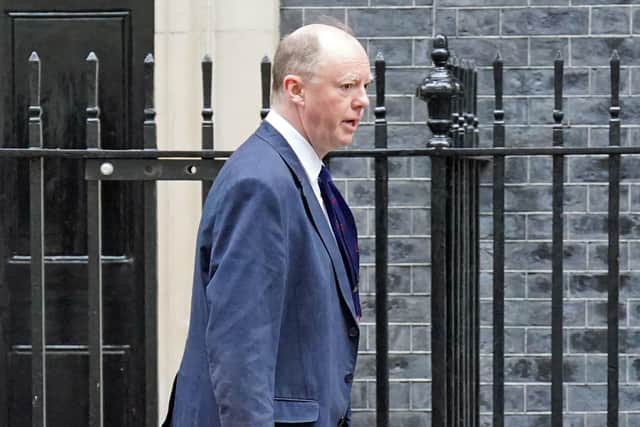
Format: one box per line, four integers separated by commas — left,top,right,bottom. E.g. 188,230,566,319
255,121,357,322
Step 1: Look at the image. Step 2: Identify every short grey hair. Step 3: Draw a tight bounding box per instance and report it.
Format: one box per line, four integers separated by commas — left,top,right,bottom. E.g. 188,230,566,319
271,31,321,95
271,20,355,96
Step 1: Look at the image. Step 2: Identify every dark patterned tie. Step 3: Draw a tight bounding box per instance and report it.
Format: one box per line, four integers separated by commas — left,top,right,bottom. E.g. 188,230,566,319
318,166,361,319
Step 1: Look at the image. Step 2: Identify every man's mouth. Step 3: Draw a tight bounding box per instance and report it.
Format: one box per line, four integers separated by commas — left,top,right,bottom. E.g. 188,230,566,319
342,119,359,130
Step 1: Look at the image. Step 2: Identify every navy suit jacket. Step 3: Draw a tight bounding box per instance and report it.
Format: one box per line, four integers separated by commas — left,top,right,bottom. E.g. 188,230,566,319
168,121,360,426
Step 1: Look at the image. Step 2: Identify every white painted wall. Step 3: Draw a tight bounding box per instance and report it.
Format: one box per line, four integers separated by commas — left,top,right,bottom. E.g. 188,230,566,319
154,0,279,421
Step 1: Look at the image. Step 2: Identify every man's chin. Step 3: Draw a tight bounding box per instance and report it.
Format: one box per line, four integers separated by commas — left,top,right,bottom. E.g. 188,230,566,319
336,134,355,149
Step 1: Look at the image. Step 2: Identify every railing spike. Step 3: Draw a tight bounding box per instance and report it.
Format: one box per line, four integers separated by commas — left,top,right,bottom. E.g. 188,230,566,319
555,50,563,61
28,52,41,110
610,48,621,111
86,52,99,115
494,51,502,62
260,56,271,120
374,52,386,130
201,52,215,202
143,52,156,145
611,49,620,62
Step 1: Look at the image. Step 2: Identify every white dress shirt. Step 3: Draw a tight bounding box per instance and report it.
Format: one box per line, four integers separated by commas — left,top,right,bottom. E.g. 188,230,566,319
265,110,330,222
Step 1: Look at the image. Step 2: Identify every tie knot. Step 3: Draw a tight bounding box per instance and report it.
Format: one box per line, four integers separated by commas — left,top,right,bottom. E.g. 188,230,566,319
318,165,332,185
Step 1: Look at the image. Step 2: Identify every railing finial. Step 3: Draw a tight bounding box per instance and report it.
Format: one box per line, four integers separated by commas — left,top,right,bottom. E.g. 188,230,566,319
431,34,449,68
28,51,42,125
374,52,387,150
144,53,157,150
260,55,271,120
416,34,463,148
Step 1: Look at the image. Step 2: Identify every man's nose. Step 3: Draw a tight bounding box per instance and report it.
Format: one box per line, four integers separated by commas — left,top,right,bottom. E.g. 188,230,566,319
354,86,369,109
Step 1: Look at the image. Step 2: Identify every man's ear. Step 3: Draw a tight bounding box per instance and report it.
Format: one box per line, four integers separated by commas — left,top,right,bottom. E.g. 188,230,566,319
283,74,305,106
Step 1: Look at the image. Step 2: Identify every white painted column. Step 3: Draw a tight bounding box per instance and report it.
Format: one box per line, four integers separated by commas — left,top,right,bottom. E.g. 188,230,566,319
154,0,279,422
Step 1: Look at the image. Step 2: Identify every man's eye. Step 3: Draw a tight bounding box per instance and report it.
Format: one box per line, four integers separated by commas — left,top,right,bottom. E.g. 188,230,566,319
341,83,355,90
364,82,370,90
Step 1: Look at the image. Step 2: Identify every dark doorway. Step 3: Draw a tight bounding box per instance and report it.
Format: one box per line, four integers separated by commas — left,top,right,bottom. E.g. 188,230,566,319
0,0,154,425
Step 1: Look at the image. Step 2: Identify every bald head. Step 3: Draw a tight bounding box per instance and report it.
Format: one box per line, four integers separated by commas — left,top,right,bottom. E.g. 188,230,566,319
271,24,364,101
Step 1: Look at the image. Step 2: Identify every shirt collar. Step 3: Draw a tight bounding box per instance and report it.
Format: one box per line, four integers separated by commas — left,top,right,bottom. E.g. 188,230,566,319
265,110,324,182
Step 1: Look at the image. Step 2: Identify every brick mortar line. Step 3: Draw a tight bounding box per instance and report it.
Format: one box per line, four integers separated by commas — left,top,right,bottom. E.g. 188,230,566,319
283,5,633,10
438,34,640,38
282,5,433,9
360,34,639,39
367,65,634,69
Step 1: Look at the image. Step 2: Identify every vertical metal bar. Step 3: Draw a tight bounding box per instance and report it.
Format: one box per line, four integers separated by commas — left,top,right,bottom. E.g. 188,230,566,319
260,56,271,120
86,51,103,427
472,64,480,427
551,53,565,427
456,61,466,426
445,55,459,426
607,50,621,427
492,53,505,427
417,35,462,426
447,59,457,426
449,56,460,143
374,52,389,427
28,51,46,427
201,55,214,203
464,62,475,427
456,63,466,149
431,154,448,427
143,53,158,427
458,60,467,427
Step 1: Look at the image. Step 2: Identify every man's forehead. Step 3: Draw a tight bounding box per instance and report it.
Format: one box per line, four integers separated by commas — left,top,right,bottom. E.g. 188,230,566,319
317,49,372,79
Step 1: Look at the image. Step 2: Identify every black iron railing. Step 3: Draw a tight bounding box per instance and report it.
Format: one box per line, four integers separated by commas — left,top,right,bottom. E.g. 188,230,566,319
0,32,633,427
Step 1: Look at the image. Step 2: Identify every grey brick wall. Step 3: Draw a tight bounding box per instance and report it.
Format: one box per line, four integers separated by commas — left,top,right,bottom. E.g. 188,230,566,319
280,1,640,426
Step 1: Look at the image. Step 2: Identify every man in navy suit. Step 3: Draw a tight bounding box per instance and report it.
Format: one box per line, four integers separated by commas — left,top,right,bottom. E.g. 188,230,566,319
165,23,371,426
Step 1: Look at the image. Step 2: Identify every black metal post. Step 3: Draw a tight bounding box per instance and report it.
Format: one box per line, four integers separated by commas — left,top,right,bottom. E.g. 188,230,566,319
373,52,389,427
143,53,158,427
201,55,214,203
416,34,462,427
448,57,463,425
463,62,474,427
470,64,480,427
551,52,565,427
607,50,621,427
448,56,459,145
28,51,46,427
472,64,480,427
86,51,103,427
492,52,505,427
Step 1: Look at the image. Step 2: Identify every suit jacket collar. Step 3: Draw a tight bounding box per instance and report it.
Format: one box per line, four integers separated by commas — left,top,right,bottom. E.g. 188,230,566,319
255,120,358,322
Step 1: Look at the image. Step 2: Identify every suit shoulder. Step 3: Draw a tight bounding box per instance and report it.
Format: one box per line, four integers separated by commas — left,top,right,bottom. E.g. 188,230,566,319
216,135,295,189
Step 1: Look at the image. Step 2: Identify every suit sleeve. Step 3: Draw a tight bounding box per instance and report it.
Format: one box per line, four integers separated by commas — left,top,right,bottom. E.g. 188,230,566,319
204,176,288,426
